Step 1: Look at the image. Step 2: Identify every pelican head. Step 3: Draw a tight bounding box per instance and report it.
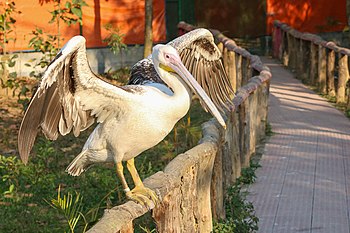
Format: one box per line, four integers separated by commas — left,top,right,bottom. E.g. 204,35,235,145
151,44,226,129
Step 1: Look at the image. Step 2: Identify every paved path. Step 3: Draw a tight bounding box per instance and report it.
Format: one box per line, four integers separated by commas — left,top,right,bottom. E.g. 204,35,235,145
248,57,350,233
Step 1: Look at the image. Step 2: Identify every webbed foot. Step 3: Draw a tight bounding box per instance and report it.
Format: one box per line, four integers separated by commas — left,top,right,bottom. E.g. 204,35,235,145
126,185,158,208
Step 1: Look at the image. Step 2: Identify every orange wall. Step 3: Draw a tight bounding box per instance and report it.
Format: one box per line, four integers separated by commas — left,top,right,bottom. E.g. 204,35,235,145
5,0,166,51
267,0,347,34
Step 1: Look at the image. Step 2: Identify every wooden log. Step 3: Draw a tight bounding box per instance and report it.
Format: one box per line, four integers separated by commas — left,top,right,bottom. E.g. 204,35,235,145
238,98,250,168
120,222,133,233
153,121,220,233
309,43,318,85
235,54,243,89
337,53,349,103
241,57,251,86
227,50,237,91
217,42,223,53
248,90,258,156
222,110,241,191
255,82,269,141
282,31,289,66
272,25,282,58
210,142,225,221
223,47,228,72
318,45,327,93
326,49,336,97
231,112,242,179
296,38,303,79
287,33,294,69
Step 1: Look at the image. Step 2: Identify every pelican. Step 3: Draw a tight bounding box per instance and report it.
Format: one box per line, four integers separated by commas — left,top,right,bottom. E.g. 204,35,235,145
18,29,235,206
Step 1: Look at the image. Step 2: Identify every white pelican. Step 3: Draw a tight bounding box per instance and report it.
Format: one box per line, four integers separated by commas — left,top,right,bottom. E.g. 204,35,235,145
18,29,235,206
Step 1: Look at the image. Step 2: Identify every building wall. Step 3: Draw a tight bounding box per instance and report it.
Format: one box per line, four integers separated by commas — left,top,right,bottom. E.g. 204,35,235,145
267,0,347,34
194,0,267,38
194,0,347,38
5,0,166,52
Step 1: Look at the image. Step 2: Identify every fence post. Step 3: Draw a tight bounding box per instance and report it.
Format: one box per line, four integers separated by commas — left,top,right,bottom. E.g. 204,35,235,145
282,31,289,66
309,43,318,85
318,45,327,93
272,25,282,58
248,90,258,156
287,33,295,69
227,51,237,91
337,53,349,103
235,54,243,89
241,57,251,86
326,49,336,97
296,38,304,79
217,42,223,53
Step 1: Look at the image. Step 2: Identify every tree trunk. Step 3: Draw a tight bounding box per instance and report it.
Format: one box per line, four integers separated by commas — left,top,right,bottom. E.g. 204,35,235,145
144,0,153,58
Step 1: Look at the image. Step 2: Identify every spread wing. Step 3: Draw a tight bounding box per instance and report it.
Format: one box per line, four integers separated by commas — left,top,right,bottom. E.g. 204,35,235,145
18,36,139,164
129,28,235,112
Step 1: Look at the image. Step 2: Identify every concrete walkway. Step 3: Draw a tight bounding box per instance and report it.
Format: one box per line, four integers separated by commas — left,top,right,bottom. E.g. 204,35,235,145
248,57,350,233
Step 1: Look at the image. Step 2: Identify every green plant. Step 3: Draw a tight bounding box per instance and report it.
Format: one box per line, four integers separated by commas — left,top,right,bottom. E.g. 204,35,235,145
0,1,22,95
213,160,260,233
0,1,21,54
49,0,87,47
0,155,21,201
49,186,88,233
27,0,87,79
103,23,127,55
265,122,274,136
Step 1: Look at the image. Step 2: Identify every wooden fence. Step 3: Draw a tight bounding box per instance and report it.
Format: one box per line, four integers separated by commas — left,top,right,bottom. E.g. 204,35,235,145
273,20,350,108
87,22,272,233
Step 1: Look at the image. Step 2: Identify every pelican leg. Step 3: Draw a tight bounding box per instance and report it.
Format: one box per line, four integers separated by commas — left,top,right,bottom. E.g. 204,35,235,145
126,158,158,207
116,162,130,192
116,161,151,206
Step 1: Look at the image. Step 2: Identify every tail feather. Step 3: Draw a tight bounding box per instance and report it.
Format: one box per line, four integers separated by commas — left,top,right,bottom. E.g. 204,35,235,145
66,149,90,176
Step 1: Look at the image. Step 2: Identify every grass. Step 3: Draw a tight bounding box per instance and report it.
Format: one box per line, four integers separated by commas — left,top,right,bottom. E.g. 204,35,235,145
0,69,212,232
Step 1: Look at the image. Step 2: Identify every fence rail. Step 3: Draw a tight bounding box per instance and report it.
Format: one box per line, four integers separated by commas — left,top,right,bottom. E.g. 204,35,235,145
273,20,350,108
87,22,271,233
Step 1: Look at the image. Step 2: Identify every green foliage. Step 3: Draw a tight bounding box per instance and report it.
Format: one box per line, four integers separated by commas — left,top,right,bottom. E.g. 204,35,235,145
213,160,260,233
0,155,21,200
103,23,127,55
49,186,88,233
26,0,87,80
265,122,274,137
49,0,87,27
26,27,60,79
0,1,21,53
0,1,24,95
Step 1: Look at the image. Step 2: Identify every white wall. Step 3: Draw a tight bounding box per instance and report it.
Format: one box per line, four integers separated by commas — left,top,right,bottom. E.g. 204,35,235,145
1,46,144,77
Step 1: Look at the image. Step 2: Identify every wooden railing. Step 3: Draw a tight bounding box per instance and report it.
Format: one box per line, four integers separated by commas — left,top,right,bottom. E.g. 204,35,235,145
87,22,271,233
273,20,350,108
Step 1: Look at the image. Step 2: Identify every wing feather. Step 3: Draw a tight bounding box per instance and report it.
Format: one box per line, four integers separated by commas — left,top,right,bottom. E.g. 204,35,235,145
170,29,235,112
129,28,235,113
18,35,136,164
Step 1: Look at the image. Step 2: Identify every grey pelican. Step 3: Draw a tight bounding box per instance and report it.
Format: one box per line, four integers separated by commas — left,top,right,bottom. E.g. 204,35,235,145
18,29,235,206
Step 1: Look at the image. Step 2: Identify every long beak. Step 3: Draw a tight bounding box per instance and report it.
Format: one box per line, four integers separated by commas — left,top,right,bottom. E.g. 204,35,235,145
170,57,226,129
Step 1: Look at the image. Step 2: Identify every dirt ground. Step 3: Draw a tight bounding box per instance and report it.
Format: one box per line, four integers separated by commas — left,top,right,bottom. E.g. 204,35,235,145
0,95,23,156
